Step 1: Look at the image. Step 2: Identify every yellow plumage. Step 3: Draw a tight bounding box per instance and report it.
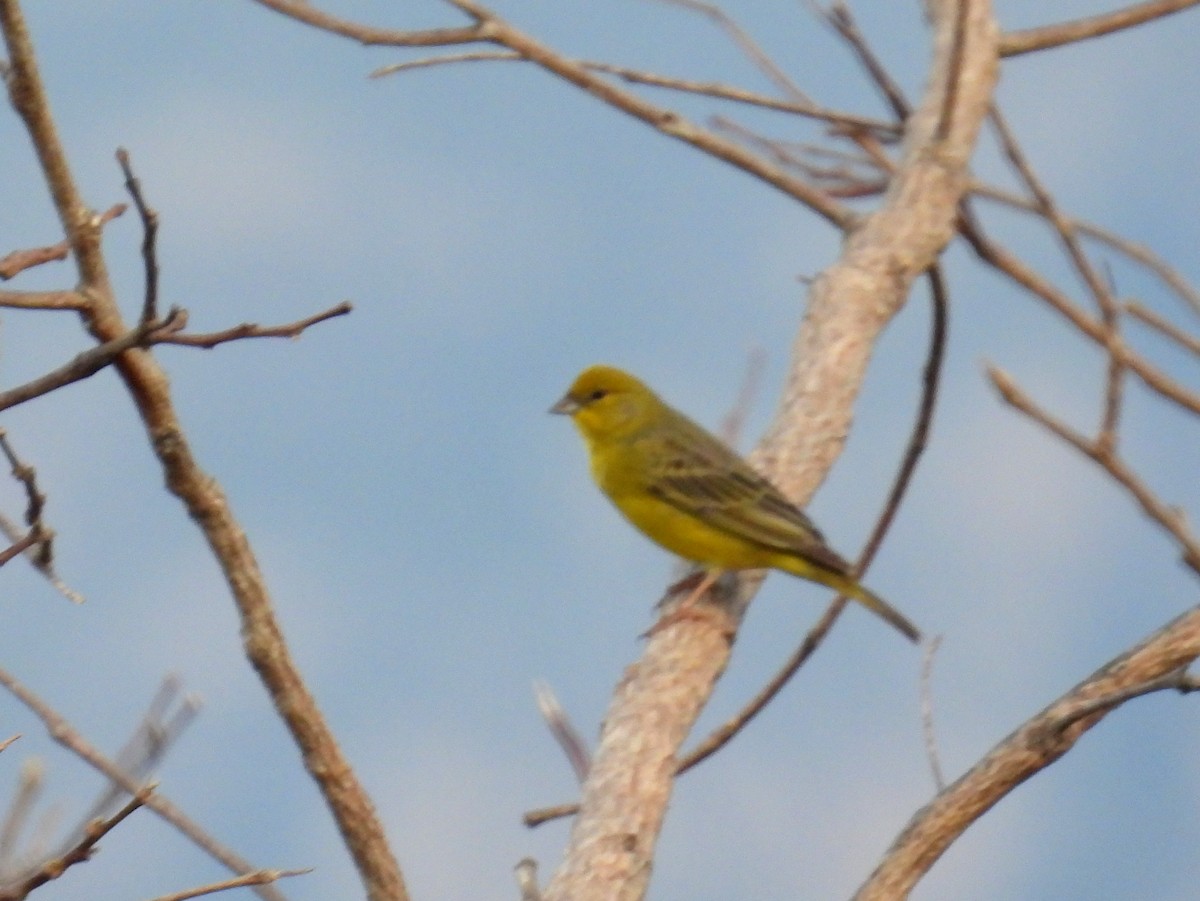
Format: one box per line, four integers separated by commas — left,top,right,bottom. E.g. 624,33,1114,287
551,364,919,643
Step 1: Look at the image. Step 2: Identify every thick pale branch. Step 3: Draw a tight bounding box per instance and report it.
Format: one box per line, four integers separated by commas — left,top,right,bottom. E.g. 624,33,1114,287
854,608,1200,898
542,4,998,900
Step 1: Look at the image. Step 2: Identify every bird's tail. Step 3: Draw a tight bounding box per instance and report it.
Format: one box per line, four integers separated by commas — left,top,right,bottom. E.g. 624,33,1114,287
828,573,921,644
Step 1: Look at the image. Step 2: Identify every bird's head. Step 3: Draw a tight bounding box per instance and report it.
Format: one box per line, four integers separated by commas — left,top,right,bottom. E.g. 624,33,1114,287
550,365,661,442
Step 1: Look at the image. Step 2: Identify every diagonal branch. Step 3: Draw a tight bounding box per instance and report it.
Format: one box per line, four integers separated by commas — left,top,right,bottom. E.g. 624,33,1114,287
0,664,287,901
253,0,855,228
1000,0,1200,57
855,606,1200,899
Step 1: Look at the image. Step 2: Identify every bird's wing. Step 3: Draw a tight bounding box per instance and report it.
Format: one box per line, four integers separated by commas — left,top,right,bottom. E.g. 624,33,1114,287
641,417,850,573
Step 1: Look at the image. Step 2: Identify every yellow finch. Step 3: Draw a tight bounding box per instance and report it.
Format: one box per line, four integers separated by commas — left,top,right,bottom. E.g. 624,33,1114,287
551,364,919,643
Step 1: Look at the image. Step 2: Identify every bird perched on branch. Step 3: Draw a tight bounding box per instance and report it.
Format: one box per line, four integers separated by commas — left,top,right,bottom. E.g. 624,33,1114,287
550,364,919,643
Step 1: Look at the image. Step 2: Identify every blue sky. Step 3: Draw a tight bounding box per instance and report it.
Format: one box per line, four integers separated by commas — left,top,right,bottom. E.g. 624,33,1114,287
2,2,1200,899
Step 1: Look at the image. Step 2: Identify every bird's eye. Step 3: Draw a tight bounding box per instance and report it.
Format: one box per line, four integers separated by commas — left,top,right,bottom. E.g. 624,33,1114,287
589,389,607,401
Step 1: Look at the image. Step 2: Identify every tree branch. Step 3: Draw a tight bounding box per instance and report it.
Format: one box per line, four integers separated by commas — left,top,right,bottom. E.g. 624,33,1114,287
1000,0,1200,57
1,2,405,898
854,607,1200,898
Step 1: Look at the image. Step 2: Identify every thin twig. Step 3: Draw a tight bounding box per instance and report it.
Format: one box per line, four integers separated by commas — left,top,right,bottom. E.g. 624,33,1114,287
0,429,53,574
0,532,40,567
374,52,899,134
0,759,42,880
968,180,1200,317
255,0,857,229
0,665,286,901
3,2,397,897
1126,301,1200,355
681,262,948,770
146,868,311,901
0,787,152,901
1000,0,1200,57
533,681,590,783
75,676,200,836
371,49,519,76
819,1,911,120
987,104,1127,449
960,220,1200,416
649,0,809,101
988,366,1200,574
718,347,766,447
0,290,88,310
0,310,187,414
0,511,81,602
920,635,946,790
116,148,160,324
0,205,126,280
159,301,353,348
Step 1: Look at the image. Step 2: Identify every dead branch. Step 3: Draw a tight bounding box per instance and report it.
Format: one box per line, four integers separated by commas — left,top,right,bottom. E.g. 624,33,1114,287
146,869,311,901
0,204,125,280
0,664,286,901
853,608,1200,899
0,788,151,901
1000,0,1200,57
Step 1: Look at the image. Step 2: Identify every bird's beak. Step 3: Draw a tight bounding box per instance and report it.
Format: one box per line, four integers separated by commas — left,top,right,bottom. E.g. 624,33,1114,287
549,394,579,416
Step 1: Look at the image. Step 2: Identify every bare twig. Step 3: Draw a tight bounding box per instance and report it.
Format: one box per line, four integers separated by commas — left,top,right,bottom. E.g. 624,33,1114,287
160,301,353,348
0,309,187,414
0,290,87,310
0,510,81,602
0,204,125,280
648,0,808,102
818,1,911,121
0,759,42,880
371,49,519,76
681,261,949,769
1048,666,1200,732
718,347,766,447
989,366,1200,574
0,430,53,574
115,148,160,324
1000,0,1200,57
1126,301,1200,355
254,0,856,228
920,635,946,790
533,681,590,783
0,532,40,567
146,868,311,901
514,858,542,901
855,608,1200,899
3,2,404,895
987,104,1127,449
75,676,200,835
373,52,898,134
964,179,1200,316
0,664,286,901
968,180,1200,317
960,221,1200,416
0,787,151,901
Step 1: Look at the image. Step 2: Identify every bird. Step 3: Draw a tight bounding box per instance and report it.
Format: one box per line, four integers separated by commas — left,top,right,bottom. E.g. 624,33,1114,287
550,364,919,643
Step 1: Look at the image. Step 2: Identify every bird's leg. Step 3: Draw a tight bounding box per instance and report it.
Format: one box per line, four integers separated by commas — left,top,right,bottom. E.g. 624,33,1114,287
645,568,729,638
